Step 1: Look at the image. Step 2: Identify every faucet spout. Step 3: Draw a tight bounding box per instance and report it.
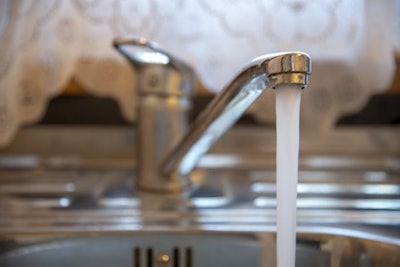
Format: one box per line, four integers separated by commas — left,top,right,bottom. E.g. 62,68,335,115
160,52,311,190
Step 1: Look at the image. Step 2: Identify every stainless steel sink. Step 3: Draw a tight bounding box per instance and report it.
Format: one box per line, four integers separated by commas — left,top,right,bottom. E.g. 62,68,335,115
1,230,399,267
1,126,399,266
1,156,399,232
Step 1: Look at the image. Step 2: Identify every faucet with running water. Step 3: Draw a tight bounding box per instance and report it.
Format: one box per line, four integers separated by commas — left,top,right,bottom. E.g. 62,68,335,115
113,37,311,194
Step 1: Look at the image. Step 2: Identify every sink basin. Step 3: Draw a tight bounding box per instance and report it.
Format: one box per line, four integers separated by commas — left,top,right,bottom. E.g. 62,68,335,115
1,230,399,267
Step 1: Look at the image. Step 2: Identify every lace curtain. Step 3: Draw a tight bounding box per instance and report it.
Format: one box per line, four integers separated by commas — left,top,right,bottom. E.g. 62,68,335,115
0,0,398,147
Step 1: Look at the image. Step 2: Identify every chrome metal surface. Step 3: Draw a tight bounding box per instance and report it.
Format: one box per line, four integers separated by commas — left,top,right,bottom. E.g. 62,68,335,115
113,38,195,94
114,38,196,192
114,37,311,192
160,53,311,188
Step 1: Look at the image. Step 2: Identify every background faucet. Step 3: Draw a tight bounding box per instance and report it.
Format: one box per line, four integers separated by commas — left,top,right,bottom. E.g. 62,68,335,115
113,37,311,194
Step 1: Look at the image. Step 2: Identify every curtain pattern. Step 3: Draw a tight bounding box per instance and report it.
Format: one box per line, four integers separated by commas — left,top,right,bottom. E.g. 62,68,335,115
0,0,397,147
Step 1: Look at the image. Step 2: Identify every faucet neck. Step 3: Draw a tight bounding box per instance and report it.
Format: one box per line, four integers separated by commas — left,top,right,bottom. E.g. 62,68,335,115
160,53,311,190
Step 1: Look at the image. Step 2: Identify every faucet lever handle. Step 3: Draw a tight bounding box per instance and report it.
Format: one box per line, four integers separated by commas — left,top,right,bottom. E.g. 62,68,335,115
113,37,194,75
113,37,196,96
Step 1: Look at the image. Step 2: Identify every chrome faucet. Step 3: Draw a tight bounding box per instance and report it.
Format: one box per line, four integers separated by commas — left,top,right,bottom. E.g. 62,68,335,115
113,37,311,194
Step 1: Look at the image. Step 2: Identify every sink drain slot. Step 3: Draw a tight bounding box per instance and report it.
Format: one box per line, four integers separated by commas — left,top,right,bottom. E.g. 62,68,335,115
133,247,192,267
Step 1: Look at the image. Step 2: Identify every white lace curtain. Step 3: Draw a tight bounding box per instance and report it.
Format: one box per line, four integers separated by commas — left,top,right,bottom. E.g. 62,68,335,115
0,0,398,147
